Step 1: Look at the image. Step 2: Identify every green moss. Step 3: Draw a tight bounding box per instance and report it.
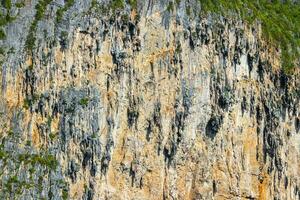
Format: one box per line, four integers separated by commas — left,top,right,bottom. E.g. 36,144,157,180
175,43,182,53
0,47,5,55
79,97,89,106
23,98,31,110
59,30,68,46
60,182,69,200
38,176,44,191
23,94,38,109
128,0,137,10
0,28,5,39
2,0,12,10
46,116,52,127
7,129,14,136
56,9,64,23
8,47,14,54
0,150,7,159
91,132,97,139
62,188,68,200
91,0,97,8
49,132,57,140
25,30,36,51
167,2,174,12
4,175,18,192
111,0,124,11
25,140,31,146
15,1,25,8
48,190,53,199
121,14,129,22
186,5,191,16
0,13,15,26
90,2,109,15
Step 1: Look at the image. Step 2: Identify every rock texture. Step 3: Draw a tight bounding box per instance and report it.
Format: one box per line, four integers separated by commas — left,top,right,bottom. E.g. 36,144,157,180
0,1,299,199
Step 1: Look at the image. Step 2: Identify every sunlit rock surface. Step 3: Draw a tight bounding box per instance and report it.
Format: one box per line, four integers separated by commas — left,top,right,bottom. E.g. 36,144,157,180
0,1,299,199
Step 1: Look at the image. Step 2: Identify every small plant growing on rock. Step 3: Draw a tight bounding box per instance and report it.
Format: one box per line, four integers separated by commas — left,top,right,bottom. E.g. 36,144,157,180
79,97,89,106
0,28,6,39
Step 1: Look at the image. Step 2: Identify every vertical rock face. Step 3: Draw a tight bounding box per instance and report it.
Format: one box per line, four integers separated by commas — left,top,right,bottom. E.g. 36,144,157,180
0,1,299,199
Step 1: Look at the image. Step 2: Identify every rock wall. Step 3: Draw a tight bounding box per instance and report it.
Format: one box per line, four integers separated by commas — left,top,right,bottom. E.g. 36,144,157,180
0,0,299,199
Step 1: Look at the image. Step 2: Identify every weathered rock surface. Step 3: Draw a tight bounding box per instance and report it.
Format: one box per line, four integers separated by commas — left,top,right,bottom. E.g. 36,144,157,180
0,1,299,199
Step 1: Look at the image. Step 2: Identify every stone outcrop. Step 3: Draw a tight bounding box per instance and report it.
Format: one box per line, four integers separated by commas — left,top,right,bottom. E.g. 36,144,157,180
0,1,299,199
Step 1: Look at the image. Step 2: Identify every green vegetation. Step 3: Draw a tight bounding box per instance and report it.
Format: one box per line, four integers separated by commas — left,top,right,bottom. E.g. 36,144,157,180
128,0,137,10
2,0,12,10
0,0,14,27
56,0,75,23
15,1,25,8
91,0,97,8
30,154,58,170
111,0,124,10
25,0,53,52
195,0,300,73
186,5,191,16
62,188,69,200
23,94,39,109
0,124,61,198
3,175,33,196
0,14,14,26
0,0,298,71
79,97,89,106
25,140,31,146
23,97,31,109
0,28,6,39
47,116,52,127
49,132,57,141
1,149,58,195
0,47,5,55
92,0,124,13
6,0,299,72
167,2,174,12
90,0,299,73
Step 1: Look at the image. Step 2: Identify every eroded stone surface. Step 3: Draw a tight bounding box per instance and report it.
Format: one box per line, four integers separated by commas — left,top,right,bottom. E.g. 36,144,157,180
0,1,299,199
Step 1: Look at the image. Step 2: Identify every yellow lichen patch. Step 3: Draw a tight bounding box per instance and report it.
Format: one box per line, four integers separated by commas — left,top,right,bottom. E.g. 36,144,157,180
69,180,85,199
106,89,117,102
241,126,261,196
55,49,64,65
4,72,23,108
25,56,33,67
87,69,101,85
212,158,230,197
140,160,164,199
32,123,40,147
51,114,60,133
130,9,137,21
161,104,174,117
107,127,130,192
176,165,195,200
146,48,174,64
107,166,118,193
31,115,45,147
5,86,19,108
243,127,259,167
258,172,269,200
96,53,113,69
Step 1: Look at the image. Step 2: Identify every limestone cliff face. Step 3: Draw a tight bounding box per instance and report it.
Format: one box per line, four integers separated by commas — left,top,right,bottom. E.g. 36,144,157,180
0,1,299,199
